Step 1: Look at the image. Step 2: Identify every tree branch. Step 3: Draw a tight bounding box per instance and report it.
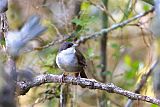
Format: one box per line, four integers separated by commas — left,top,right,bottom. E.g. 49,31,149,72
35,7,154,50
17,74,160,105
75,8,154,44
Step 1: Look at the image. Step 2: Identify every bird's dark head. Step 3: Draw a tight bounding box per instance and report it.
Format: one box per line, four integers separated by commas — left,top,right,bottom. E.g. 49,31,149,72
59,42,74,52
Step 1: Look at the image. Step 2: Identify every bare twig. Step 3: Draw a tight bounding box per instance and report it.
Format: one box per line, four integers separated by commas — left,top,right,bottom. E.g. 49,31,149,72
50,24,63,37
75,8,154,45
36,7,154,50
35,34,74,50
87,0,116,22
17,74,160,105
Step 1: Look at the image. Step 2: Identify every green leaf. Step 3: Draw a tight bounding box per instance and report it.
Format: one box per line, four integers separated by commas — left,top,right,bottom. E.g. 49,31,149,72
121,0,133,21
124,55,131,66
132,61,139,70
125,70,136,79
96,64,103,68
151,104,159,107
0,39,5,45
86,48,94,58
143,4,150,11
111,43,119,49
72,18,85,26
106,71,112,76
81,1,90,11
111,43,120,49
93,55,100,59
101,71,112,76
112,52,120,58
111,43,121,60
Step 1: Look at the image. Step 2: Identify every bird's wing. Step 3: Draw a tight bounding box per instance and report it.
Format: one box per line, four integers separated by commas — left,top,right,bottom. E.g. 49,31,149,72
75,48,86,67
75,48,87,78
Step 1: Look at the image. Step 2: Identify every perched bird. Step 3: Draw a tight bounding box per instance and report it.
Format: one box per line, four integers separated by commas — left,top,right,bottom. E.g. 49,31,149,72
5,15,46,57
0,0,8,13
56,42,87,79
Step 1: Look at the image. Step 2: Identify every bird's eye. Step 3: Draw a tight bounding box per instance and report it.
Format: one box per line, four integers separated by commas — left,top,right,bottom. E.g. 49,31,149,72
68,43,73,48
68,44,72,48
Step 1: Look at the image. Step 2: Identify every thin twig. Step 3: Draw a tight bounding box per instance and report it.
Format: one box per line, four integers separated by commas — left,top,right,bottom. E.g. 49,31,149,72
75,8,154,45
36,7,154,50
35,34,74,50
87,0,116,22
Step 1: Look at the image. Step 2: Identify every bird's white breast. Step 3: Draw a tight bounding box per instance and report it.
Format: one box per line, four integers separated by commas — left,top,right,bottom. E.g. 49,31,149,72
56,47,78,72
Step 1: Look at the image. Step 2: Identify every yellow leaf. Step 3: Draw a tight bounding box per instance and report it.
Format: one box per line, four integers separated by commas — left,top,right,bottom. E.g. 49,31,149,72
81,1,90,11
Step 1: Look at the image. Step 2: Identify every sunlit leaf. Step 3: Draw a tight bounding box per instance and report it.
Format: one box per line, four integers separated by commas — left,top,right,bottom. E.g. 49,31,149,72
124,55,131,66
143,4,150,11
151,104,159,107
72,18,85,26
101,71,112,77
86,48,94,58
96,64,103,68
111,43,119,49
81,1,90,11
106,71,112,76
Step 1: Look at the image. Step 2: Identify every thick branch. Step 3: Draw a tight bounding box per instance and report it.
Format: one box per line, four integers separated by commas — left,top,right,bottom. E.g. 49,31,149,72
17,74,160,105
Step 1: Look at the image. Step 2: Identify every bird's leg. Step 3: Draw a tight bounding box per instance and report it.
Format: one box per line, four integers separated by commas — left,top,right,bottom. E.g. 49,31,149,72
61,72,67,84
75,72,81,82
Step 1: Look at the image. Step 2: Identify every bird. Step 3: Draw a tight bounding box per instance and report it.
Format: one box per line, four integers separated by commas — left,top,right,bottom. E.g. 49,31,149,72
0,0,8,13
5,15,47,57
56,42,87,80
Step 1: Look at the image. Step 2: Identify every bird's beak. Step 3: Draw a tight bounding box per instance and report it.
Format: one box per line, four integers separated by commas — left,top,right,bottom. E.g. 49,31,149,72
73,44,78,47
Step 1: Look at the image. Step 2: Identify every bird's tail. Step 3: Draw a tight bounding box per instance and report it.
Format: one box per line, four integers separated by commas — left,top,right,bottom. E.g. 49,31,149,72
20,15,46,43
80,69,87,78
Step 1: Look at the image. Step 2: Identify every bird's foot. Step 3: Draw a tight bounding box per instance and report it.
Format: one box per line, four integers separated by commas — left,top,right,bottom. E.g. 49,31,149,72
60,73,67,84
75,73,81,84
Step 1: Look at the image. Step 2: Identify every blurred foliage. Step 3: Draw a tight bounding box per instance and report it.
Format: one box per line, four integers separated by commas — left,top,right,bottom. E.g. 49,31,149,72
151,104,159,107
7,1,22,29
142,0,154,5
121,0,135,21
111,43,121,60
123,55,140,89
71,1,99,37
38,48,59,74
43,19,57,38
86,47,95,58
